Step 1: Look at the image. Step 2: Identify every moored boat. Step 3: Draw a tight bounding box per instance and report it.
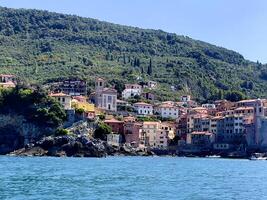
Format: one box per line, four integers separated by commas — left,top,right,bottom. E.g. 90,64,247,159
249,153,267,161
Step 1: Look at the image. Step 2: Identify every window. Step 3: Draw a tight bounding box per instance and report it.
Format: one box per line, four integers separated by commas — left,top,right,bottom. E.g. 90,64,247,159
108,96,112,103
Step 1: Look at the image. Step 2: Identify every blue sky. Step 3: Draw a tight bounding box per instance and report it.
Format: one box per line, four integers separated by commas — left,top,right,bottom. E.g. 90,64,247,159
0,0,266,63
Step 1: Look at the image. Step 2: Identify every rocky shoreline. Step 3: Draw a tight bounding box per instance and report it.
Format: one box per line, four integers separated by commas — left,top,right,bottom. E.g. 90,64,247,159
9,135,155,158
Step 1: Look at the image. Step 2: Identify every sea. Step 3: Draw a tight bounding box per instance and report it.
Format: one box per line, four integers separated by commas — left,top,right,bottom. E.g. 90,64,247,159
0,156,266,200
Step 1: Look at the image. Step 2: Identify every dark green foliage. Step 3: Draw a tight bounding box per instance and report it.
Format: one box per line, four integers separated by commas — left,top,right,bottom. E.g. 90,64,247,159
0,7,266,100
94,122,112,140
225,91,246,102
55,128,69,136
75,108,85,115
0,87,66,127
147,58,153,75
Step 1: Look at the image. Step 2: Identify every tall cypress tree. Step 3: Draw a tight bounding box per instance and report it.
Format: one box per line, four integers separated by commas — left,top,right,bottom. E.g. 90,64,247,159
123,53,126,64
147,58,152,75
136,58,140,67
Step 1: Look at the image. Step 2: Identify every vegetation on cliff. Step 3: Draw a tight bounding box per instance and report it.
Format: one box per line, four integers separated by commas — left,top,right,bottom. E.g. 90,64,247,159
0,7,266,101
0,87,66,128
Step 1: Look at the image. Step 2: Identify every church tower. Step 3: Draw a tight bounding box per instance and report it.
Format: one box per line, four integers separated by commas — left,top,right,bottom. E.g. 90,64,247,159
254,99,264,146
95,77,105,92
95,77,105,107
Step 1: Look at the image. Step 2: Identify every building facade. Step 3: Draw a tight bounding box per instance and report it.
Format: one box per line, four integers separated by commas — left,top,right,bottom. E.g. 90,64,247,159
95,78,117,112
133,102,153,116
49,92,72,110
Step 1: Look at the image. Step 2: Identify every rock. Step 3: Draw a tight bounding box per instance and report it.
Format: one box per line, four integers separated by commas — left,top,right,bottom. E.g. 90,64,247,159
37,137,55,150
10,135,153,158
11,147,47,157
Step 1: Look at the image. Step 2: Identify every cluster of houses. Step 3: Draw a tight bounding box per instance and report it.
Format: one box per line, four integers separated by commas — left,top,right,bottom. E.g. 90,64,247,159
45,77,267,154
2,74,267,154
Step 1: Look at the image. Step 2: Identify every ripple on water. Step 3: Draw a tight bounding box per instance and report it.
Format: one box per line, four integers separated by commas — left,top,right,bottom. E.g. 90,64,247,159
0,156,266,200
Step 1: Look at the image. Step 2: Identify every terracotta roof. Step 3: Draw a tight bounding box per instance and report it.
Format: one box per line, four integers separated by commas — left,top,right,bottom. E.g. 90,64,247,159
49,92,70,97
191,131,213,136
158,104,177,108
235,106,254,111
134,102,152,106
0,74,15,77
192,107,207,110
102,88,117,93
237,99,258,103
125,84,142,87
104,119,123,123
96,77,105,81
143,121,159,125
0,81,16,85
124,116,136,122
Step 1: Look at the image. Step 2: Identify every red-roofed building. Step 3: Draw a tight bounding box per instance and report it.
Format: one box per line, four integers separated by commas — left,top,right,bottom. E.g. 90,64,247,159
49,92,72,110
104,119,124,134
0,74,16,88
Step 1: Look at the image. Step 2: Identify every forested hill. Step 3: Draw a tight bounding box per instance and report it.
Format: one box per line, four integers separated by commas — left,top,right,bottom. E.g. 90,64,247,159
0,6,266,101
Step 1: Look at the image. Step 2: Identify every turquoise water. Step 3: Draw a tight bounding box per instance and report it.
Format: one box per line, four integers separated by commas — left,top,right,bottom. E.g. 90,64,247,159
0,156,266,200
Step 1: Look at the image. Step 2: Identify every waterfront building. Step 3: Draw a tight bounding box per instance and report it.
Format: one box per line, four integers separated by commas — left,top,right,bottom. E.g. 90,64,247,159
186,131,214,148
123,117,143,147
155,122,175,149
107,134,122,146
142,121,160,148
104,118,124,134
215,114,245,148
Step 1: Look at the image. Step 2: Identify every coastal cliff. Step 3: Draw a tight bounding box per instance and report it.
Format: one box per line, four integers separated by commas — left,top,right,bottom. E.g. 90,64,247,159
10,135,154,157
0,114,53,155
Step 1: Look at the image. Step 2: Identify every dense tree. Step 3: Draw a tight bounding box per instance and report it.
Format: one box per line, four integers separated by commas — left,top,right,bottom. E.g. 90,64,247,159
0,7,265,100
94,122,112,140
0,87,66,128
147,58,153,75
225,91,246,102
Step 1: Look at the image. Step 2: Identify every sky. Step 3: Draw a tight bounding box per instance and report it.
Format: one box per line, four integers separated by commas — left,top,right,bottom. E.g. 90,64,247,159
0,0,266,63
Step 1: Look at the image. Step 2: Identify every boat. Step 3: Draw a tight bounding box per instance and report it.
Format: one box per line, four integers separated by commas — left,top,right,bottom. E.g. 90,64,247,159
206,155,221,158
249,153,267,161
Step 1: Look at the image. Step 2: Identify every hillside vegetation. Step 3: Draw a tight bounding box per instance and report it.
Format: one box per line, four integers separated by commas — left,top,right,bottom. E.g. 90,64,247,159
0,7,266,101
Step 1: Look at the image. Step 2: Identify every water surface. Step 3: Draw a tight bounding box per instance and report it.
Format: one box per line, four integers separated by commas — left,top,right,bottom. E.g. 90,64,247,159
0,156,266,200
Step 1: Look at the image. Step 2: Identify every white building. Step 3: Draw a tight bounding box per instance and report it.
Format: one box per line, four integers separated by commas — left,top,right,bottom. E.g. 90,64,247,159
107,134,122,147
133,102,153,116
95,78,117,112
202,104,216,109
122,84,142,99
155,104,179,119
49,92,72,110
180,95,191,102
147,81,157,89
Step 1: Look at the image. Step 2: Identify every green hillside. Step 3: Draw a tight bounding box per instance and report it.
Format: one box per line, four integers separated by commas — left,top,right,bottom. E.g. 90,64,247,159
0,6,266,101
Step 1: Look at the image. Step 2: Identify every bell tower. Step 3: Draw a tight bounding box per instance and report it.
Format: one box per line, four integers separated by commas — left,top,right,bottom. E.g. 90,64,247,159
95,77,105,92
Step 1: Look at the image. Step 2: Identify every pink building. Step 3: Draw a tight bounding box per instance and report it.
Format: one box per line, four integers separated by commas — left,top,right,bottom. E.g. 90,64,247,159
104,119,124,134
123,117,143,147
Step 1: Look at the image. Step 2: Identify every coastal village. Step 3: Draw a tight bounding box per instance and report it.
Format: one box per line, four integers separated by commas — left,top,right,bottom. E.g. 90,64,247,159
2,74,267,158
